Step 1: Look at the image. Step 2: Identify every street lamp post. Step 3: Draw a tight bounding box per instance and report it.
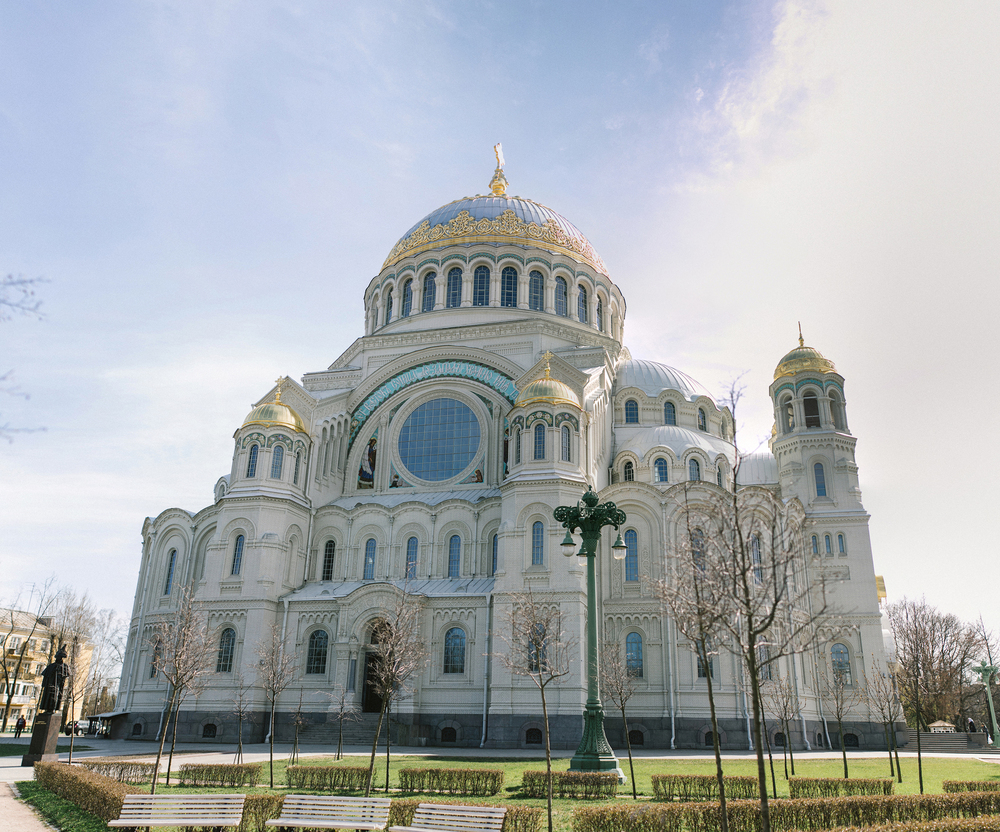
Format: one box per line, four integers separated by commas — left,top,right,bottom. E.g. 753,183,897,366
971,660,1000,747
555,486,627,778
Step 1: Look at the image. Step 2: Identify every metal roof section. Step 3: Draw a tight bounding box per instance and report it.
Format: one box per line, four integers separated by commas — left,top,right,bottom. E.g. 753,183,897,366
286,577,496,602
402,195,587,242
737,452,779,485
327,487,501,510
614,359,716,403
616,425,735,461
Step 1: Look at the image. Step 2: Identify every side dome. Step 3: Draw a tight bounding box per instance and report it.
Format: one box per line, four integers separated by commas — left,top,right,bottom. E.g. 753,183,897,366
382,194,608,275
516,365,580,409
774,331,836,380
242,383,307,433
614,359,715,403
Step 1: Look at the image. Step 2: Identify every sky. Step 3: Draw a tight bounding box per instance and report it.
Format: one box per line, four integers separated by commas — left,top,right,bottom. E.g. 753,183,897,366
1,1,998,643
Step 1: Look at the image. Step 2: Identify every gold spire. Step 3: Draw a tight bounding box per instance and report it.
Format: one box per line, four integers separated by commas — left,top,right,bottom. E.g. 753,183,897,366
274,377,284,404
798,321,804,347
541,350,554,377
489,142,509,196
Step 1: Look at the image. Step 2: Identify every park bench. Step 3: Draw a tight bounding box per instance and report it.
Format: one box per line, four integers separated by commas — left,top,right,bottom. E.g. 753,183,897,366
107,793,246,830
265,795,392,830
389,803,506,832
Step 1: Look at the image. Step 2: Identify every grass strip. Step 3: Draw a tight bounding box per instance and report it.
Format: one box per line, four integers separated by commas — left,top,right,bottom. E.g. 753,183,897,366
15,780,109,832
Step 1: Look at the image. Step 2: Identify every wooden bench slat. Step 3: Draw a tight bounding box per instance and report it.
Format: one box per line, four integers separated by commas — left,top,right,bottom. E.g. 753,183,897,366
266,795,392,831
389,802,506,832
109,793,246,828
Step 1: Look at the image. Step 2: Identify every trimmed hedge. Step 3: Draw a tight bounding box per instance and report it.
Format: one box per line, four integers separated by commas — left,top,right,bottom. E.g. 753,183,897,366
652,774,758,802
571,793,1000,832
34,761,147,823
285,764,374,791
76,757,158,784
178,762,262,787
390,798,541,832
790,777,895,798
238,794,285,832
523,770,618,799
943,781,1000,793
398,767,504,796
831,820,1000,832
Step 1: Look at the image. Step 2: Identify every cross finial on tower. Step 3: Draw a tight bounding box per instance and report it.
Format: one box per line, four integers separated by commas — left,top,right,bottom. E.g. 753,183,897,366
274,377,284,404
541,350,554,377
798,322,804,347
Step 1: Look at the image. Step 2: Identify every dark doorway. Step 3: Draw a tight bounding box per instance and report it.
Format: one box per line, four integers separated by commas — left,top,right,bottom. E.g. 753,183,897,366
363,652,383,713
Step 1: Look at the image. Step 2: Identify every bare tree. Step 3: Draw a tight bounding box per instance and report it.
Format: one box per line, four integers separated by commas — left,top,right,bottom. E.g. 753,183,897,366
324,684,361,761
0,579,57,731
499,590,574,832
231,671,255,765
362,586,428,797
863,654,903,782
600,639,639,799
148,589,214,792
49,590,99,731
820,666,864,779
256,622,297,789
762,675,799,779
289,689,308,765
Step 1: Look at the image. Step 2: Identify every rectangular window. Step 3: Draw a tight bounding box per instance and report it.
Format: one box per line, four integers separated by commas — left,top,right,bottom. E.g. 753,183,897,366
347,657,357,692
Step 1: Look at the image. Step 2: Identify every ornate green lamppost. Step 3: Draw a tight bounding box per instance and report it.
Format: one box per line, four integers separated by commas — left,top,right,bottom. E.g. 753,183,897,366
555,486,627,777
971,660,1000,746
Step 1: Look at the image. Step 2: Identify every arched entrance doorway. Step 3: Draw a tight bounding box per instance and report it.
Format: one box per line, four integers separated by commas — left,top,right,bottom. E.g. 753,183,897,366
362,620,387,713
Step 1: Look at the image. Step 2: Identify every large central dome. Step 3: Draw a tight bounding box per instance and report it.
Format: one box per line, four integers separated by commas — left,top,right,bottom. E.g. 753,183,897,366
382,193,608,275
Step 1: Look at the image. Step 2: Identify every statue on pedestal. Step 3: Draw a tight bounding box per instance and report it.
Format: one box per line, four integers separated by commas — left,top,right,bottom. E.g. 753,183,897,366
39,645,70,712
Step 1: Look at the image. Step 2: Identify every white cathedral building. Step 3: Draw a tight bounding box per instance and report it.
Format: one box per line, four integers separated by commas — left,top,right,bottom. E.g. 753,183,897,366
116,159,887,750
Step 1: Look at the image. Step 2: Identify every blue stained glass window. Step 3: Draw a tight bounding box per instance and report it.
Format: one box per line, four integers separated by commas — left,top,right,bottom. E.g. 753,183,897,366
384,290,393,325
422,272,436,312
626,632,643,677
596,298,603,331
561,425,570,461
655,458,669,482
246,444,258,477
515,429,521,464
814,462,827,496
529,271,544,311
322,540,335,581
555,277,568,316
232,535,244,576
624,529,638,582
444,627,465,673
664,401,676,425
293,452,301,484
398,398,481,482
578,286,588,322
832,643,851,684
532,521,544,566
364,538,376,580
406,536,418,579
698,408,707,431
689,459,701,481
448,535,460,577
306,630,328,674
501,267,518,307
812,535,819,555
838,534,846,554
491,533,498,576
533,423,545,460
825,534,832,554
401,279,413,316
625,399,639,423
164,549,176,595
447,268,462,307
270,444,284,479
216,628,235,673
473,266,490,306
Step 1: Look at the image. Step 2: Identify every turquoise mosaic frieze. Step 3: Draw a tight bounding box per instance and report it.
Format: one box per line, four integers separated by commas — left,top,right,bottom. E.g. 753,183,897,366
498,253,525,265
526,411,554,427
416,258,440,271
441,253,468,266
555,413,580,430
240,432,265,449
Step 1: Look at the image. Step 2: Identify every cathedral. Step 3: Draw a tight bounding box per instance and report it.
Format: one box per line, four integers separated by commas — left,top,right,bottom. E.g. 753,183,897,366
116,157,887,751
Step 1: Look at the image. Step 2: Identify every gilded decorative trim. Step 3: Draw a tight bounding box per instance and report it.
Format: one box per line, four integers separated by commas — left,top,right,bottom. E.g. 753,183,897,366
383,209,609,275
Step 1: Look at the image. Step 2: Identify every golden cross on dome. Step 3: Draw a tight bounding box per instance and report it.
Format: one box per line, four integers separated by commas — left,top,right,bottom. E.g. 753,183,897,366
489,144,509,196
798,321,804,347
541,350,554,377
274,377,284,403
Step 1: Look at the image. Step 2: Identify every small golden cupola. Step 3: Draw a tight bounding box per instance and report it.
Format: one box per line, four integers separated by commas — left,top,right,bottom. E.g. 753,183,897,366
515,353,581,409
773,324,836,380
242,377,307,433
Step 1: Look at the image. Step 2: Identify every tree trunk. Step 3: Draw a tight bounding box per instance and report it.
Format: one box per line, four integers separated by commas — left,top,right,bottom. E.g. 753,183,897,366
385,701,392,794
337,711,344,761
786,717,795,775
235,713,243,765
620,705,637,800
150,687,178,795
364,697,388,798
892,725,903,783
762,713,777,799
541,686,554,832
269,701,277,788
748,651,771,832
703,651,728,832
838,718,848,778
883,722,894,777
165,696,182,785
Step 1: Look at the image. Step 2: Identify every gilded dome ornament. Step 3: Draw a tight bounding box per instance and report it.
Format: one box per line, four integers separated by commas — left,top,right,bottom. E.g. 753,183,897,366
242,376,307,433
515,352,581,409
489,142,508,196
773,324,836,380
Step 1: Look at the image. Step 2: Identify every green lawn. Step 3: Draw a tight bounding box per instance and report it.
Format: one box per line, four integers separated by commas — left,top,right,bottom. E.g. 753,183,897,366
0,742,90,757
15,781,108,832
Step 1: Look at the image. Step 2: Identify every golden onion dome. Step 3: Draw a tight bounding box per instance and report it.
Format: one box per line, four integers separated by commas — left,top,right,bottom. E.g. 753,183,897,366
774,328,836,380
242,378,307,433
515,354,581,409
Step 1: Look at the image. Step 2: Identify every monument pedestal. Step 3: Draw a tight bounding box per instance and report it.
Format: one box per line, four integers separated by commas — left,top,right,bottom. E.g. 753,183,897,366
21,711,62,766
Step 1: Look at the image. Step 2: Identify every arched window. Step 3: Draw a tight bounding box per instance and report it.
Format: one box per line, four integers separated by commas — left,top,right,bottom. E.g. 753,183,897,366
751,535,762,583
596,298,603,331
405,536,418,579
231,535,244,576
560,425,571,462
717,466,724,488
306,630,328,674
533,422,545,460
781,396,795,433
446,267,462,308
293,452,301,485
655,458,669,483
132,722,144,736
363,538,376,580
501,266,518,307
844,732,860,748
664,401,676,425
322,540,335,581
422,272,436,312
814,462,827,497
825,534,832,555
514,428,521,464
623,461,634,482
831,643,852,684
448,535,461,578
830,392,846,430
554,277,568,316
578,285,588,322
163,549,177,595
691,528,706,572
528,270,544,311
689,459,701,481
698,408,707,431
528,624,546,672
758,641,772,680
526,727,543,744
626,632,643,677
270,444,284,479
624,529,638,582
811,535,819,555
704,731,715,747
491,533,499,576
150,640,162,678
202,723,217,738
804,391,821,428
216,628,235,673
401,278,413,316
625,399,639,423
246,444,259,477
774,732,785,747
697,638,714,679
838,534,846,554
629,729,645,746
531,521,544,566
473,266,490,306
444,627,466,673
721,421,728,440
383,290,393,325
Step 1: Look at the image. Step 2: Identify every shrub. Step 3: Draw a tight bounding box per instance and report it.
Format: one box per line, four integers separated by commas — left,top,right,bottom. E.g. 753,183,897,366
522,770,618,799
285,765,374,791
398,768,505,796
238,794,284,832
943,781,1000,793
178,763,262,787
831,820,1000,832
651,774,758,801
33,761,147,823
389,798,540,832
77,757,158,784
790,777,895,798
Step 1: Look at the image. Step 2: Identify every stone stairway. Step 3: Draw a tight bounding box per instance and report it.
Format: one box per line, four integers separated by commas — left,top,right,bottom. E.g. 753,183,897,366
903,729,1000,754
298,713,399,746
